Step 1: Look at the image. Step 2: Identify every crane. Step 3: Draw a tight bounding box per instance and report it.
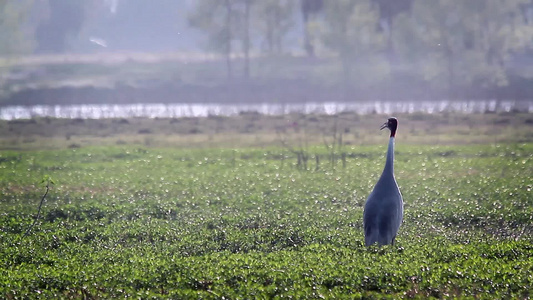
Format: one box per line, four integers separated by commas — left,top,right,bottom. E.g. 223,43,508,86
363,117,403,246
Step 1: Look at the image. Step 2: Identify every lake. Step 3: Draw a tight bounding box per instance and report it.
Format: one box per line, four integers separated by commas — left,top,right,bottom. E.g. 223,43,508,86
0,100,531,120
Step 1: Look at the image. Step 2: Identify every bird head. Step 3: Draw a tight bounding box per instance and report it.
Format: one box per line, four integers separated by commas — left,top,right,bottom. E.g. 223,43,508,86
380,117,398,137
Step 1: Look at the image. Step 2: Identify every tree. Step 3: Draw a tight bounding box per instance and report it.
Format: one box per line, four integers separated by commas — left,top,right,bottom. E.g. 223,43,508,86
189,0,235,80
463,0,533,87
190,0,261,80
322,0,386,94
237,0,254,79
301,0,323,56
393,0,533,95
255,0,296,54
372,0,412,62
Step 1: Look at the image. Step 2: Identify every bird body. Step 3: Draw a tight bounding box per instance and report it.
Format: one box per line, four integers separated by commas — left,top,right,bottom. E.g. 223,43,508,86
363,118,403,246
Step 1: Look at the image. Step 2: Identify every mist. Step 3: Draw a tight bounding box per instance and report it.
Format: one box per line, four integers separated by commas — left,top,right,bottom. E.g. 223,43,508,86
1,0,533,109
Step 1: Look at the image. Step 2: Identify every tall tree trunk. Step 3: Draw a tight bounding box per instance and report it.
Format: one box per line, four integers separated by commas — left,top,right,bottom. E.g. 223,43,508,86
266,15,274,53
301,0,322,56
446,46,455,98
385,16,394,63
243,0,251,79
340,21,350,100
274,6,282,54
225,0,233,81
302,13,314,56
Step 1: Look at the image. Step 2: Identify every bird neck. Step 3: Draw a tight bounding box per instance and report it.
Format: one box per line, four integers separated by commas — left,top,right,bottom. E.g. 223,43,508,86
383,137,395,175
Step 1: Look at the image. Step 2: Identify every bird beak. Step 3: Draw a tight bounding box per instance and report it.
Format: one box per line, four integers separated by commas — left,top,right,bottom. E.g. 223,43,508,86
380,122,388,130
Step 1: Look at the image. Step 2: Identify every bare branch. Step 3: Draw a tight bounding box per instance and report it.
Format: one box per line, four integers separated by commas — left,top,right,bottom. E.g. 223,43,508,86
22,179,51,239
275,127,299,154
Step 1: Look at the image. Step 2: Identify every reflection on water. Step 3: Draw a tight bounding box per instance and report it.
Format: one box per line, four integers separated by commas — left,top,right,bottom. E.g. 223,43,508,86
0,100,531,120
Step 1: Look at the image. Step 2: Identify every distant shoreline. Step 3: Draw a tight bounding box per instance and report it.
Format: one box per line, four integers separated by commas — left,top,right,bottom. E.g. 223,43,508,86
1,100,531,120
2,83,533,108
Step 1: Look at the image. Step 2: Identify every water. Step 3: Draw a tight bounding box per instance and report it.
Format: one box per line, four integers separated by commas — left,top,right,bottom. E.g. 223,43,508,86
0,100,531,120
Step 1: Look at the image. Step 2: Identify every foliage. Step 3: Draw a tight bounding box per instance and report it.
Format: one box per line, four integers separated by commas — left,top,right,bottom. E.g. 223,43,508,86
188,0,232,54
322,0,388,89
254,0,296,54
392,0,533,91
322,0,384,58
0,141,532,298
188,0,294,79
185,0,533,95
188,0,246,79
301,0,324,56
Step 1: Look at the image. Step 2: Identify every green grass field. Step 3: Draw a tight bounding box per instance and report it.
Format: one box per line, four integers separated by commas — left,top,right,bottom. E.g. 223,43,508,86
1,113,532,298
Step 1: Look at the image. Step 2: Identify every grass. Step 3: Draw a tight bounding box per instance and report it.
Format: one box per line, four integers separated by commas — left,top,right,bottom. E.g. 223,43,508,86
1,112,532,150
0,112,532,298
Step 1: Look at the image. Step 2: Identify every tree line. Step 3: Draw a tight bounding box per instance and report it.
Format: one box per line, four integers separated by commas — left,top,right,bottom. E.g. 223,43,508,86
1,0,533,100
188,0,533,97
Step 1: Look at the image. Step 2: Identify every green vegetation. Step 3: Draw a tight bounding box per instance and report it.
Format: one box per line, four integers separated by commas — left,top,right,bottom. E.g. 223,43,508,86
1,113,532,298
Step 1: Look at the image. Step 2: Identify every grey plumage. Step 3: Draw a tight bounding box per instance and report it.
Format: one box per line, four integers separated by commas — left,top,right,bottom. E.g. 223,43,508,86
363,117,403,246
